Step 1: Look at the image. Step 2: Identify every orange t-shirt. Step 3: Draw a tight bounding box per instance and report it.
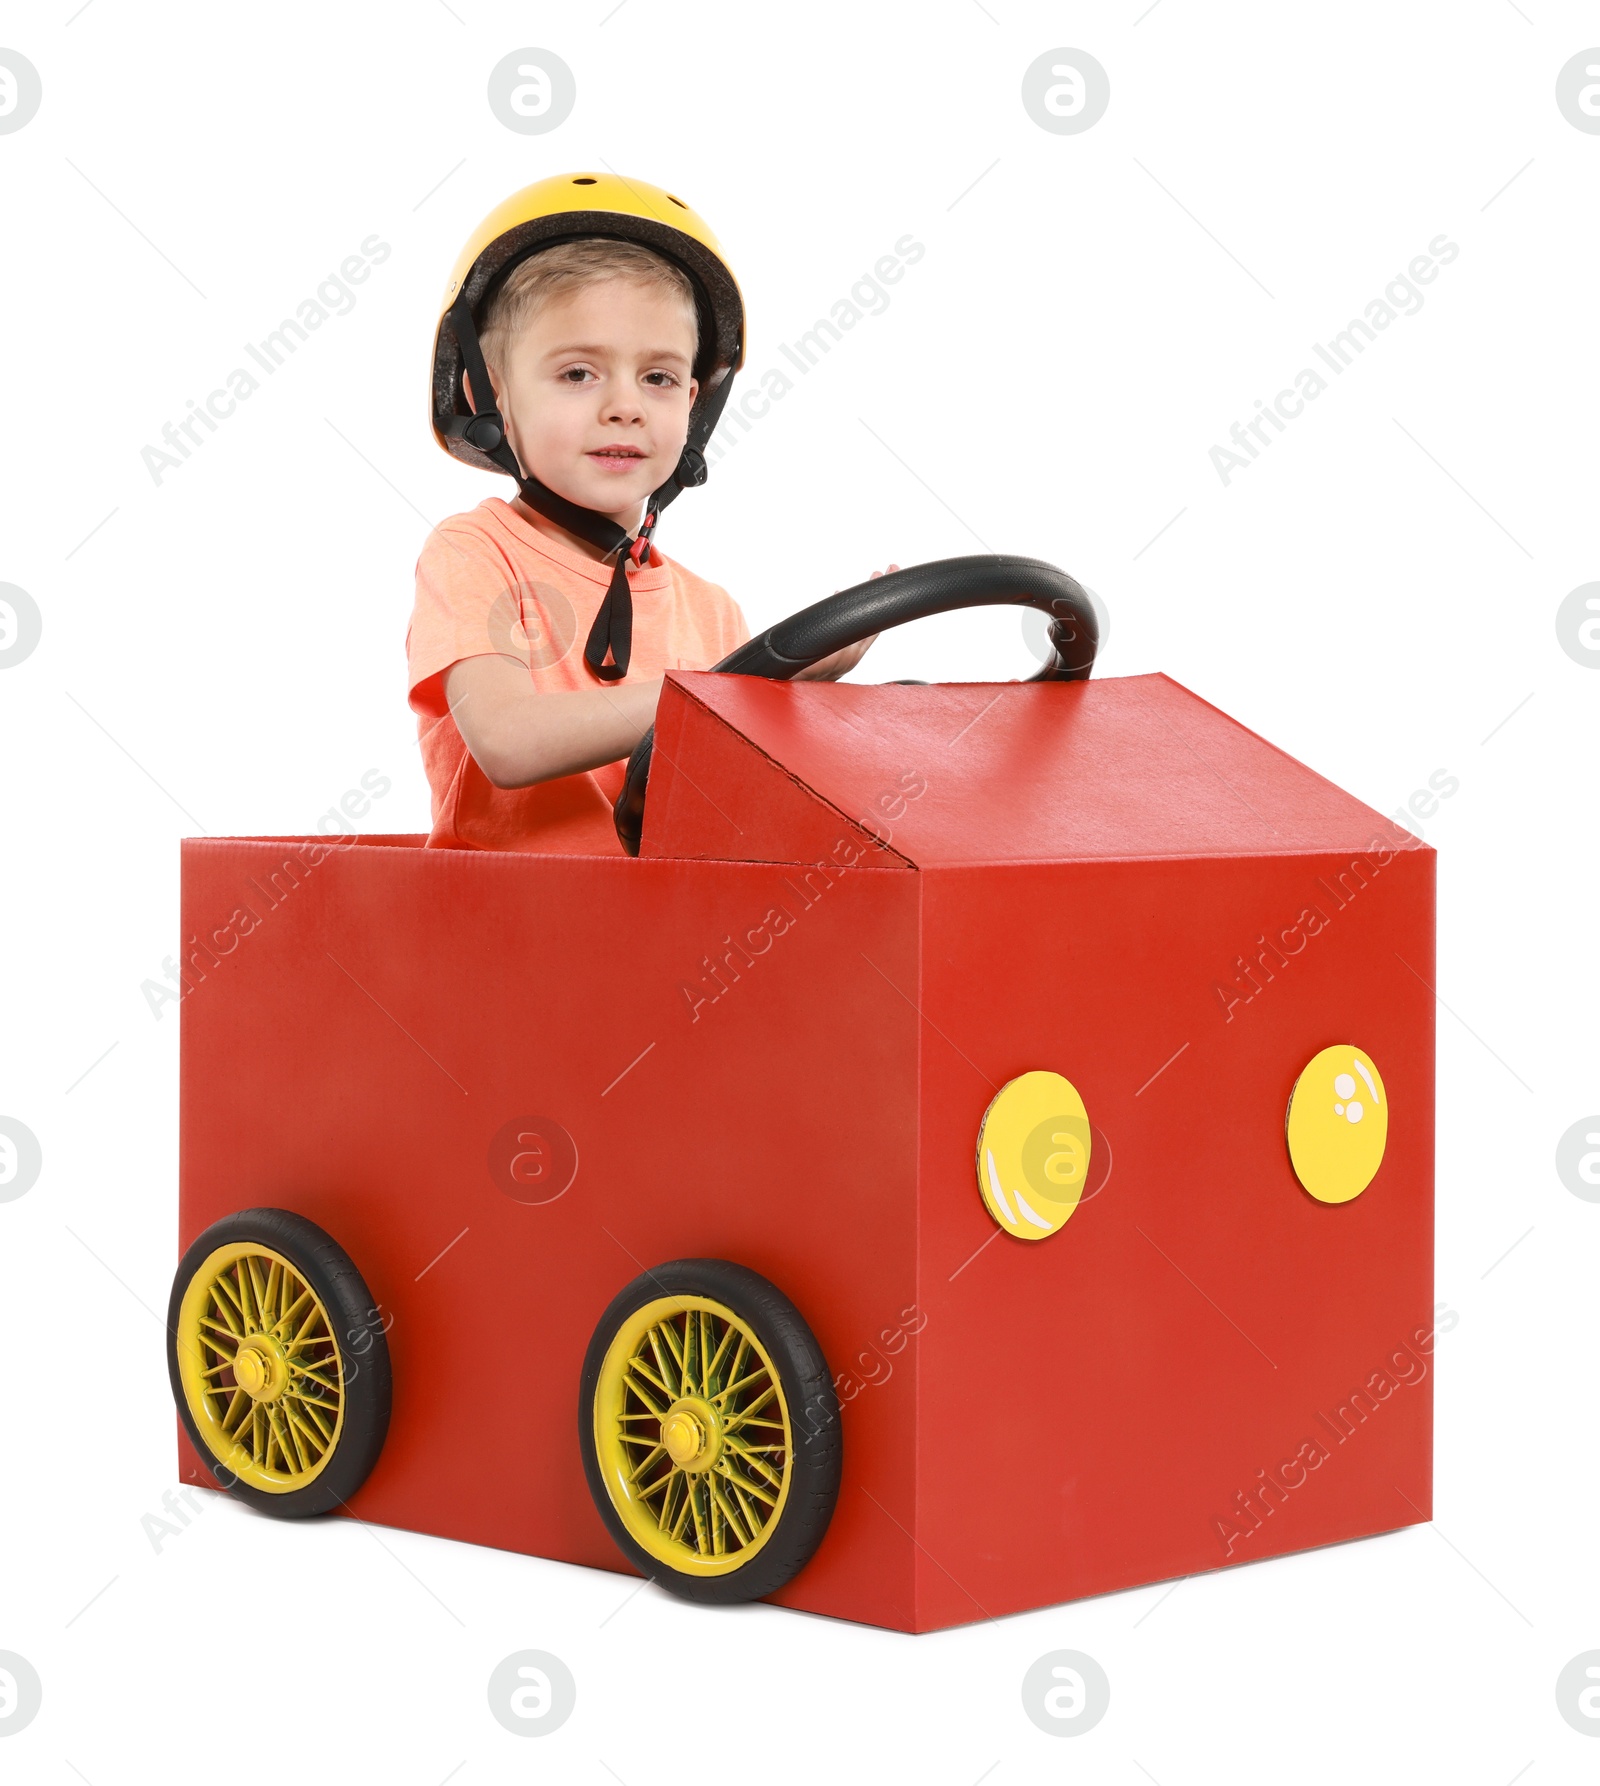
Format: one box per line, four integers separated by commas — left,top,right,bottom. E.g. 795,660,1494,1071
406,497,750,853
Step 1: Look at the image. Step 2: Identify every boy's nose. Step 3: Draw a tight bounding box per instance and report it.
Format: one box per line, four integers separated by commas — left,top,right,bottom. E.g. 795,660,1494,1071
602,389,647,426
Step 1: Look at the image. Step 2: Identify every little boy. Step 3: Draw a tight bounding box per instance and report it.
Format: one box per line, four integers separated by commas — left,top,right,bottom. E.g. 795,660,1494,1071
408,174,886,854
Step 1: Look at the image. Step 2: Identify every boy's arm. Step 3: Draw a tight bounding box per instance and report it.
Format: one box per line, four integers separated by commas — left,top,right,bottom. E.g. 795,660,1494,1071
446,645,864,790
442,562,895,789
443,654,661,788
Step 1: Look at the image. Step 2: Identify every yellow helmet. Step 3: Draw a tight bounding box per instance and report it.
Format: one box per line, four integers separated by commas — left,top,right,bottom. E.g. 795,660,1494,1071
429,171,746,679
430,170,744,481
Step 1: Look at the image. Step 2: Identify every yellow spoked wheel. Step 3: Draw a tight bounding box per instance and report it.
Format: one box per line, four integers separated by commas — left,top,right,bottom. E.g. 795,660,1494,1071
177,1242,344,1492
581,1261,841,1604
168,1209,391,1517
598,1296,790,1572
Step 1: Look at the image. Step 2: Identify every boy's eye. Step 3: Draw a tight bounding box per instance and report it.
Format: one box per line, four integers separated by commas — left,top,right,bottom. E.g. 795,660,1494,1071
556,366,679,388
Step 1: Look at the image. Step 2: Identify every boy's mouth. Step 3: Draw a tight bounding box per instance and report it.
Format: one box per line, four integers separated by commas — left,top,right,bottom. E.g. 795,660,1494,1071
587,445,647,470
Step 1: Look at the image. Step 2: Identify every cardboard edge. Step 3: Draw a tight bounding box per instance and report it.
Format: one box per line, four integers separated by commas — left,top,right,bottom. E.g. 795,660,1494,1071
651,671,917,870
1145,672,1435,857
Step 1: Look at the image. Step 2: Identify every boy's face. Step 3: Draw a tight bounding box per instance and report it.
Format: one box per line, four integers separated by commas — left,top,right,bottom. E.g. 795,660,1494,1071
488,278,699,533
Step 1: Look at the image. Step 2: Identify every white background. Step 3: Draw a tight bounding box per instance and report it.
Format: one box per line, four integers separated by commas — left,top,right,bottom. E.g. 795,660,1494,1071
2,2,1598,1779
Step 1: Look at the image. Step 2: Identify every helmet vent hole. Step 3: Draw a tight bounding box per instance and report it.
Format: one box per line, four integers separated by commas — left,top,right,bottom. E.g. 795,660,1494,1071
571,176,598,185
667,193,687,207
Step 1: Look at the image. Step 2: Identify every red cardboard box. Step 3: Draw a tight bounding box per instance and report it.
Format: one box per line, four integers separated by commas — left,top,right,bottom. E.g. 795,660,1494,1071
178,670,1434,1631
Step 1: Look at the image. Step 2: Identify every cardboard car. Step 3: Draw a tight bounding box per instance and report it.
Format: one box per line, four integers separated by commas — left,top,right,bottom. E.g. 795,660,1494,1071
167,559,1434,1632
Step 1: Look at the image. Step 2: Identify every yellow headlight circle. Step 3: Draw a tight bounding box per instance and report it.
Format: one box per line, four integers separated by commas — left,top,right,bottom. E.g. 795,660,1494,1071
975,1070,1092,1241
1286,1044,1389,1203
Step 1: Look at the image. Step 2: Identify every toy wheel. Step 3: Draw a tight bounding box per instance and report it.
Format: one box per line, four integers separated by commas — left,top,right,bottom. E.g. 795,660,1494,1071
580,1259,842,1604
167,1208,392,1518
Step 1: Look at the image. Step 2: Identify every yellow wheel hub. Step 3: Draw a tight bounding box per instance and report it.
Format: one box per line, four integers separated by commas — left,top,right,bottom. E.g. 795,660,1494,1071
231,1335,288,1401
593,1296,791,1576
660,1397,721,1470
174,1242,346,1494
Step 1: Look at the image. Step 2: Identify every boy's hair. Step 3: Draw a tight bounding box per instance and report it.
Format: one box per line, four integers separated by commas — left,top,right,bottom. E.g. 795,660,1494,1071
479,237,700,380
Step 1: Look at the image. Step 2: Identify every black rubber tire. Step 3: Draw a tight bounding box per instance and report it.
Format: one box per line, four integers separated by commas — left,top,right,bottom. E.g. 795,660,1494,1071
167,1207,392,1518
579,1259,842,1605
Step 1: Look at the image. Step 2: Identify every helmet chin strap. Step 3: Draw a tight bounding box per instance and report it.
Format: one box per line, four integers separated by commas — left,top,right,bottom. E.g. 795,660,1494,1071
442,291,720,682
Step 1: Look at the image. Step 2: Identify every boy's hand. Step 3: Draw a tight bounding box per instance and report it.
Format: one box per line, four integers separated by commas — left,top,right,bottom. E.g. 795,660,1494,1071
793,564,897,681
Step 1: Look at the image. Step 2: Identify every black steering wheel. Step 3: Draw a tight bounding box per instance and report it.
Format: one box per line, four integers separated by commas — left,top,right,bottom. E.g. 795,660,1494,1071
613,553,1099,856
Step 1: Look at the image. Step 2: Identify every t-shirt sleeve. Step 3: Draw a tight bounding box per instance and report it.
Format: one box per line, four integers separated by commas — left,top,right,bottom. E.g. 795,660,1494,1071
406,521,517,719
